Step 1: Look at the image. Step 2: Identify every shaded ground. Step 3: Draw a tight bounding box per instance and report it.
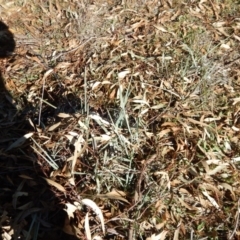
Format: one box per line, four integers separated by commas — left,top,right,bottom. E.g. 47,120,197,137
1,0,240,239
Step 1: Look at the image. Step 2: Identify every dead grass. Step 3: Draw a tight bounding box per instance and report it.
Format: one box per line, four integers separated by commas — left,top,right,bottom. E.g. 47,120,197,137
1,0,240,239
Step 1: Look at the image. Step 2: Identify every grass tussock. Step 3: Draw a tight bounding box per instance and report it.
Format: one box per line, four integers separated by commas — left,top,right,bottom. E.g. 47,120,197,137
1,0,240,239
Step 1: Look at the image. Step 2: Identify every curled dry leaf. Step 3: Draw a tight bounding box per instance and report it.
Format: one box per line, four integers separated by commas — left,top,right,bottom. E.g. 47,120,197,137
92,81,102,91
85,212,91,240
202,190,219,209
96,189,130,204
118,69,131,80
81,198,105,235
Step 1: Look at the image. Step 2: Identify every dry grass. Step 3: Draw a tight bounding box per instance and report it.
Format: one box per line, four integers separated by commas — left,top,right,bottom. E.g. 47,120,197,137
1,0,240,239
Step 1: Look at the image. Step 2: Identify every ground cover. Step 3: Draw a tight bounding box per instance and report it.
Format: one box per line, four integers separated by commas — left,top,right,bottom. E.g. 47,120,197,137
1,0,240,239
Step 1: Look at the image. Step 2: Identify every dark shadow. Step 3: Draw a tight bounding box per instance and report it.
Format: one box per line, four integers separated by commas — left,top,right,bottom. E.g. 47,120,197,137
0,20,78,240
0,21,15,58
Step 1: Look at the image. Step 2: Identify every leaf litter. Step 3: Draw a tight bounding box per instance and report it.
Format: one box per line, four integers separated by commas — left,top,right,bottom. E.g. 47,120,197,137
1,0,240,240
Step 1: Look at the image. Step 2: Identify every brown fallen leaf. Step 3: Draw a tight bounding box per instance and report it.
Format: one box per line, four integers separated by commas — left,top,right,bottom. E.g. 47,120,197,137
41,177,66,192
